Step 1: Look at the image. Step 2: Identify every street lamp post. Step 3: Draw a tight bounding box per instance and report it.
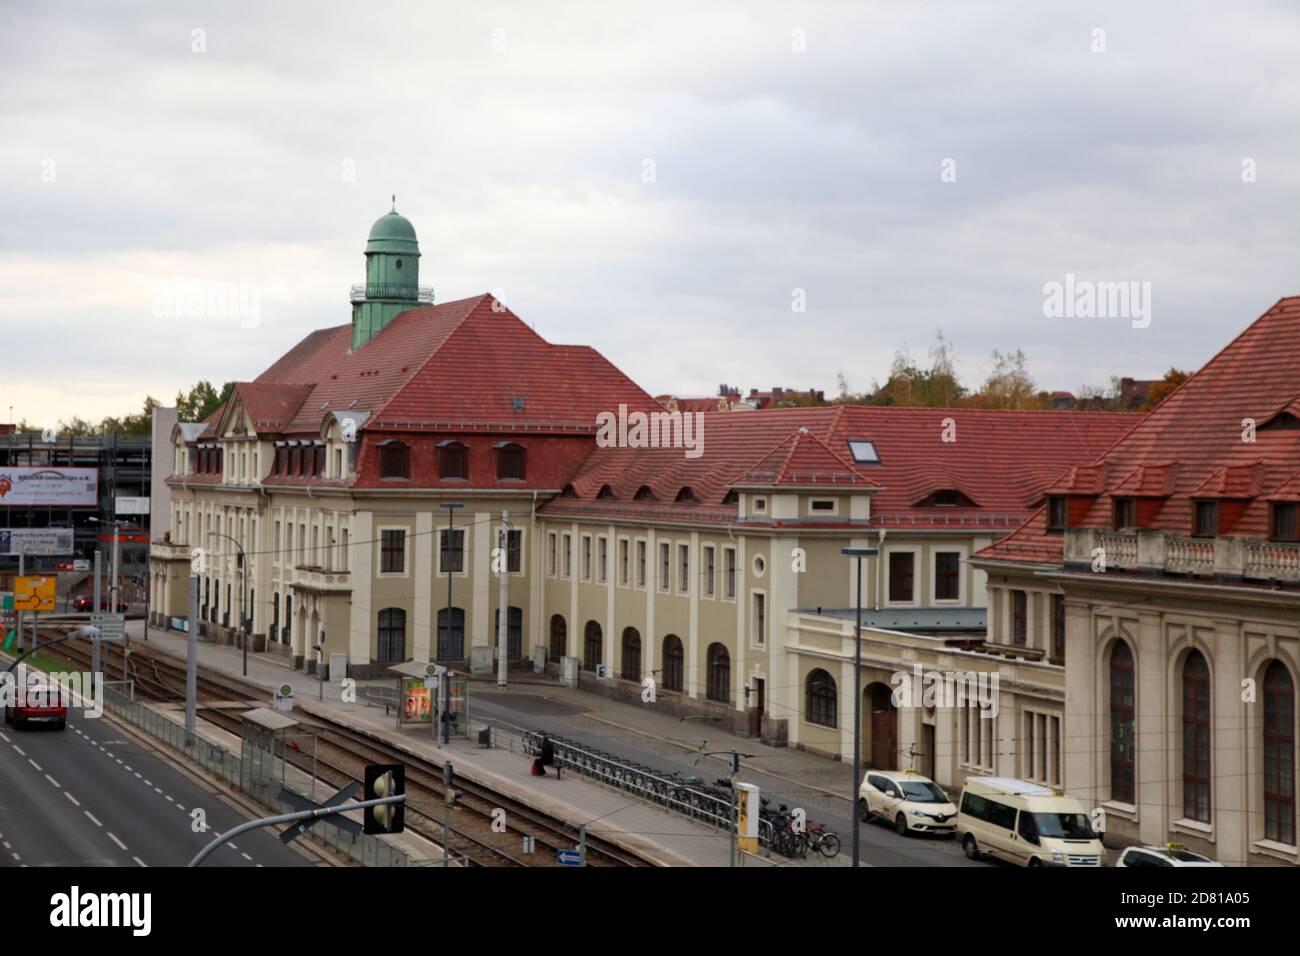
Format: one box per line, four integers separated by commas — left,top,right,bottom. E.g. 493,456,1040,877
208,530,247,676
438,503,463,747
841,546,878,869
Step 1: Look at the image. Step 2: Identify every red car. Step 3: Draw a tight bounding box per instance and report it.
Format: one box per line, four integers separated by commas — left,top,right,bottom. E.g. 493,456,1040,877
4,683,67,730
72,595,128,613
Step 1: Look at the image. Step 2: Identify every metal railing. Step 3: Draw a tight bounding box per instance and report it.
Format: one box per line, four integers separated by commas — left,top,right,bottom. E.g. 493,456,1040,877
520,731,775,846
349,284,434,303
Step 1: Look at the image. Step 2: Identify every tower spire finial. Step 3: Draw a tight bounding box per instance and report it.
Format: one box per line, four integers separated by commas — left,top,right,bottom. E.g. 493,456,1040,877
391,193,396,212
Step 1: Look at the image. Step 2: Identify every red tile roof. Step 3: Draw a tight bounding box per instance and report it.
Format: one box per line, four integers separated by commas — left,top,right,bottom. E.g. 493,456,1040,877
979,296,1300,564
542,404,1136,528
733,426,872,489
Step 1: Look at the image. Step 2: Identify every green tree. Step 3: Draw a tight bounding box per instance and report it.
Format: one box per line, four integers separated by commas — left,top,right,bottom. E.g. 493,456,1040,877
176,380,233,422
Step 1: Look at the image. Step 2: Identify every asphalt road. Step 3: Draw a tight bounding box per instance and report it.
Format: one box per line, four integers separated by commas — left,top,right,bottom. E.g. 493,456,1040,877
0,706,316,868
467,691,983,867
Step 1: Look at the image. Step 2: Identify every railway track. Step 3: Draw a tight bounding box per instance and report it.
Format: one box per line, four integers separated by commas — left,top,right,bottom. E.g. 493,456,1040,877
33,629,648,867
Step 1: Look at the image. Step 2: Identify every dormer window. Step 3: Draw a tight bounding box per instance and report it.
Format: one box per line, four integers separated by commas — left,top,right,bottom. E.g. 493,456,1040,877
634,485,654,500
290,446,303,476
596,484,615,499
1193,500,1218,537
379,441,411,480
438,441,468,480
675,487,695,503
752,497,767,514
1046,496,1068,533
1112,497,1136,530
933,491,958,507
495,442,525,480
1270,503,1298,541
560,484,577,497
722,490,738,506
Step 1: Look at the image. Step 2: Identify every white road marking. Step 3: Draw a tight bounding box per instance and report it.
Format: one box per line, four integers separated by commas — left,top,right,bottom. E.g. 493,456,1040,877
63,792,81,807
44,774,60,788
11,852,19,861
153,787,163,794
13,745,25,756
241,852,252,861
133,856,147,867
124,764,133,771
2,841,10,850
27,758,42,771
107,832,128,851
84,811,103,827
0,732,9,742
133,772,142,778
164,795,174,802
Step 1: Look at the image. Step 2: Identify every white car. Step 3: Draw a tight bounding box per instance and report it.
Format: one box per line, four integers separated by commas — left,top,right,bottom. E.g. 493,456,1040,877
1116,844,1224,867
859,770,958,836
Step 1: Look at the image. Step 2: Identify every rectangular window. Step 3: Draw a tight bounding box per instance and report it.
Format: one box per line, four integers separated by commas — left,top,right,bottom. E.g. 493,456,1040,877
619,539,629,586
598,536,608,583
380,529,405,574
810,499,836,513
704,545,716,597
888,552,914,603
1271,503,1298,541
636,540,647,588
723,547,737,600
440,528,465,574
1113,497,1135,529
752,497,767,513
1022,712,1061,786
562,533,572,579
507,529,522,573
1047,496,1067,533
1012,590,1028,646
659,542,671,593
581,535,591,581
1194,500,1219,537
678,543,690,595
752,592,766,646
1052,594,1066,660
341,529,349,571
547,532,557,576
935,551,960,601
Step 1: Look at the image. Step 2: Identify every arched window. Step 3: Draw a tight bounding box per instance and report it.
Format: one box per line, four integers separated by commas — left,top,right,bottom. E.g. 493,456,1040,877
707,643,731,703
438,441,468,480
634,485,654,500
436,607,465,660
1263,660,1296,845
377,608,406,662
662,635,684,692
1110,640,1136,804
549,615,567,663
583,621,603,672
807,669,837,728
493,605,523,659
621,627,641,682
495,442,525,480
379,441,410,479
675,487,695,503
1182,650,1211,822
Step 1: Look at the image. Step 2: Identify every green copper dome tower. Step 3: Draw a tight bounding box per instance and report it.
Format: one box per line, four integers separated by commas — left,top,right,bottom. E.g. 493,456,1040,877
350,197,433,348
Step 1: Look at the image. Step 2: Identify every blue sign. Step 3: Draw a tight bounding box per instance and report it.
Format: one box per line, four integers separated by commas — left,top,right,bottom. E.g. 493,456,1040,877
557,849,583,866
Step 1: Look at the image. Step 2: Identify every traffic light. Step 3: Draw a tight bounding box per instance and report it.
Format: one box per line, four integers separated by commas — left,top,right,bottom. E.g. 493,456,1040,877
363,764,406,835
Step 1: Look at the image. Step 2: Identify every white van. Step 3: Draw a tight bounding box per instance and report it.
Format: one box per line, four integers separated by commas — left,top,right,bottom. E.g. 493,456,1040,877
956,777,1104,867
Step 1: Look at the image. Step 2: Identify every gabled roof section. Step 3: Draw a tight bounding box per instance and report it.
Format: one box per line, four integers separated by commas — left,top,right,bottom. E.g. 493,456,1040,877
1110,461,1180,497
732,427,873,489
221,382,315,435
978,295,1300,565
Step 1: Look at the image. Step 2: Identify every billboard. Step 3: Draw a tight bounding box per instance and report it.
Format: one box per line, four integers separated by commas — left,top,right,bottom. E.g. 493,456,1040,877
0,468,98,507
0,528,75,556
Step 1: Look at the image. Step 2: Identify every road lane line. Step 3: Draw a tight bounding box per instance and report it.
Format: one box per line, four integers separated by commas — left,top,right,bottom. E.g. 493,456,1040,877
0,732,9,741
107,832,128,851
241,852,253,861
63,792,81,807
27,758,42,771
133,856,147,867
13,745,25,756
84,811,103,827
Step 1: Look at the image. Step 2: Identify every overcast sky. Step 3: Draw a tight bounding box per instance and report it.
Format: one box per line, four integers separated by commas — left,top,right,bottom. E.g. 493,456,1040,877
2,0,1297,426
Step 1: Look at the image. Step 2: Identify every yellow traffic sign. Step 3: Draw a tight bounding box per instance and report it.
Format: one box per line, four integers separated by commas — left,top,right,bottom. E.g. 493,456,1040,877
14,576,55,612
